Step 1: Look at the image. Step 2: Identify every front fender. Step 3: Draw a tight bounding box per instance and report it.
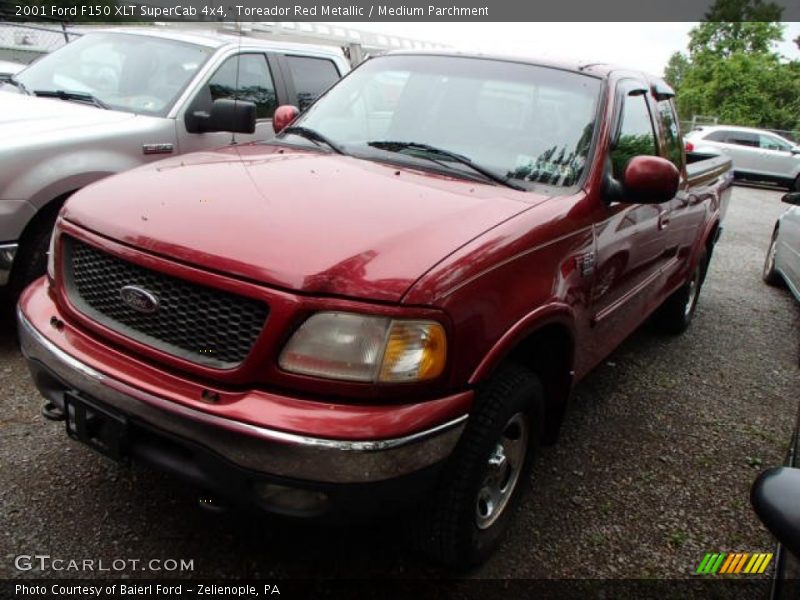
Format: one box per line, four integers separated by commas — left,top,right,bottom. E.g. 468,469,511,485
468,302,576,385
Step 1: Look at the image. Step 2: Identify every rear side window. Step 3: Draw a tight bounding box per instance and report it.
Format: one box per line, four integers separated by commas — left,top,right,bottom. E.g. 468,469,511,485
704,130,728,142
727,131,759,147
206,53,277,119
612,88,657,179
285,56,340,110
759,134,791,151
657,99,683,169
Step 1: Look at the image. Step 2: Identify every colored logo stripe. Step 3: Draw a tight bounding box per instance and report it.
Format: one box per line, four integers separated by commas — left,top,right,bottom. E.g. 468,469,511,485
697,552,773,575
696,553,726,574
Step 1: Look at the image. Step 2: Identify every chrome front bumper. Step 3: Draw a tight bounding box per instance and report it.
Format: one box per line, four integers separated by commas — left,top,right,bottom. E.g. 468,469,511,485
0,242,18,286
17,308,467,484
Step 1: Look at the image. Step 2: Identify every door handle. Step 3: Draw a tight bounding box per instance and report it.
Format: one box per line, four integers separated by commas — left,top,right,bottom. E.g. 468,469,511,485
658,210,671,230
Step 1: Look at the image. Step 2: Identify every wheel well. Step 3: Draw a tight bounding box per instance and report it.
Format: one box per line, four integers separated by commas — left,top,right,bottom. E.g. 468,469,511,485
504,323,574,446
18,190,74,246
9,191,74,287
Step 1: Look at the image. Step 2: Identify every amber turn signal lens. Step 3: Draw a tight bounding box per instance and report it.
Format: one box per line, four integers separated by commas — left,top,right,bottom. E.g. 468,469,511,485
379,320,447,382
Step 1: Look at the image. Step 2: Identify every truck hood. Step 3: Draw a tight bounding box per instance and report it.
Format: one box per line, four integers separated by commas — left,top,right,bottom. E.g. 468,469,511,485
0,90,134,138
63,144,543,302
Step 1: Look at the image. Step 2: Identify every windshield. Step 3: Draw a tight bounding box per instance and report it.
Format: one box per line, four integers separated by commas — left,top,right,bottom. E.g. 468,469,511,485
290,55,602,189
17,32,212,116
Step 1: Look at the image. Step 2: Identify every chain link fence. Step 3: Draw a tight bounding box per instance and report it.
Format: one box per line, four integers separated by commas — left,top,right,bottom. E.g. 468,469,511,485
0,22,81,65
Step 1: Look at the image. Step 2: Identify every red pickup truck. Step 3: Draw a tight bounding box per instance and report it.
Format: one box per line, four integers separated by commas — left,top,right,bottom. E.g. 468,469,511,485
18,52,732,566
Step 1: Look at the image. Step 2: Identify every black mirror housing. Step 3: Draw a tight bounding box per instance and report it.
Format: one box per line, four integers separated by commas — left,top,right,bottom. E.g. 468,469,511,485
782,192,800,206
185,99,256,134
751,467,800,557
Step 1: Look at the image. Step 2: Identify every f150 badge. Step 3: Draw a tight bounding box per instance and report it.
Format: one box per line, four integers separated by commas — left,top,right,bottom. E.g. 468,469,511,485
142,143,174,155
120,285,160,314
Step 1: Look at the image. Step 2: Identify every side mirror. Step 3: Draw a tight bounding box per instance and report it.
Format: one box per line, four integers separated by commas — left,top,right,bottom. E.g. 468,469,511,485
751,467,800,557
782,192,800,206
621,155,680,204
186,99,256,134
273,104,299,134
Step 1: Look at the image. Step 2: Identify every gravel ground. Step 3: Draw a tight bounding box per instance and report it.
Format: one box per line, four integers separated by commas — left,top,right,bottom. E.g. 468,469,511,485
0,184,798,582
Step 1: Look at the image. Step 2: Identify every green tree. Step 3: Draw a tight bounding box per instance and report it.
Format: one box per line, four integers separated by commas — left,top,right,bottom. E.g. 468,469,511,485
668,0,800,131
664,52,690,91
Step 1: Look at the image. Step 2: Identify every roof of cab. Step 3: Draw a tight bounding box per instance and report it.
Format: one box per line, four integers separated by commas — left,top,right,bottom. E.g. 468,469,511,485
89,27,345,59
382,49,664,82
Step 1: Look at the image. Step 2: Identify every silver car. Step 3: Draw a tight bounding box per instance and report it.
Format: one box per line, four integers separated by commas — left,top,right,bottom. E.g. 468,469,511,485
686,125,800,191
0,28,348,297
764,192,800,300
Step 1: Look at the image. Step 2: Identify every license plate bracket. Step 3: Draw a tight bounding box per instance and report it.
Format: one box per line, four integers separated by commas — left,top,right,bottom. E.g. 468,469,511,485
64,391,128,462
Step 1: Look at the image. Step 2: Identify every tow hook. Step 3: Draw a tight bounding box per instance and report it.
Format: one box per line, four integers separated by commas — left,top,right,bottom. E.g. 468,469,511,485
197,492,228,514
42,401,65,421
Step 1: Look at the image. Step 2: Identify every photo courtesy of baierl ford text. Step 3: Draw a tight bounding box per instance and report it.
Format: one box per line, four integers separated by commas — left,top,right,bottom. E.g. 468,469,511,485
0,0,799,598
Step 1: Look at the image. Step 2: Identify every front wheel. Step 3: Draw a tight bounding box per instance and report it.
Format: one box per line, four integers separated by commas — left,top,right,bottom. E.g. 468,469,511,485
7,207,60,301
413,364,542,567
763,227,783,287
651,249,707,335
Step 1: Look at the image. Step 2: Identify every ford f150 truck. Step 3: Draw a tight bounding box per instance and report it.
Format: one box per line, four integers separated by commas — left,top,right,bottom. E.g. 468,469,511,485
0,27,348,298
18,52,732,566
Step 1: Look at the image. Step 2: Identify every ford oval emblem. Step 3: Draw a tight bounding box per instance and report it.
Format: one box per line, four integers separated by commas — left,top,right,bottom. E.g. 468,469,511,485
120,285,160,314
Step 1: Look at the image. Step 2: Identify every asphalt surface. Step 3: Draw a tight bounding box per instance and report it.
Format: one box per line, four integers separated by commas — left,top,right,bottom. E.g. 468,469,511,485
1,184,798,581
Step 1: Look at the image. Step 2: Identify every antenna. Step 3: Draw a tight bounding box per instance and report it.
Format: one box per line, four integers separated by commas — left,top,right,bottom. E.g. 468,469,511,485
231,20,243,145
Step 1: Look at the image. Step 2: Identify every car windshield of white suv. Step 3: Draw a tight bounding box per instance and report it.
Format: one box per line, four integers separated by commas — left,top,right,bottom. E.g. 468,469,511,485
286,54,601,189
15,32,212,116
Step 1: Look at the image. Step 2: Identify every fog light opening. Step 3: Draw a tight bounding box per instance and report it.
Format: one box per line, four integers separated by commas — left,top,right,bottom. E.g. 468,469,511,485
254,483,329,517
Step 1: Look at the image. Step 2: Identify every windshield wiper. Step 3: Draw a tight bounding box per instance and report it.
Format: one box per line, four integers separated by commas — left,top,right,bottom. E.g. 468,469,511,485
367,141,524,191
33,89,109,110
7,76,30,95
282,126,344,155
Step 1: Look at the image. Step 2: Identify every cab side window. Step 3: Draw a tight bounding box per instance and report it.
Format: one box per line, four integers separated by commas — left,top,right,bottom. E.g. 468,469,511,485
728,131,759,148
612,88,657,179
204,53,277,119
657,99,683,169
284,56,340,111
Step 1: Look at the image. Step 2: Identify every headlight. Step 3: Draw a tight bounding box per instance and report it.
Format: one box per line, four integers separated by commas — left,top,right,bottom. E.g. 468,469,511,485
279,312,447,383
46,226,58,281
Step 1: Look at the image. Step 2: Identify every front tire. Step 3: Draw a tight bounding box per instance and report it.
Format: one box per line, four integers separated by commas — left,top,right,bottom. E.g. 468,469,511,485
7,207,59,301
413,364,543,567
652,248,707,335
763,227,783,287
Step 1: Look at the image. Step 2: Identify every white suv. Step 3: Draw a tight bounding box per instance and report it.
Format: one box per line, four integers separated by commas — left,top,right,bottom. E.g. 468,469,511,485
685,125,800,191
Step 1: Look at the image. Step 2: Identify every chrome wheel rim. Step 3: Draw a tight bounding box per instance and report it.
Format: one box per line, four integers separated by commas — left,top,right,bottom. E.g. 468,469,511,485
475,413,529,530
684,268,701,318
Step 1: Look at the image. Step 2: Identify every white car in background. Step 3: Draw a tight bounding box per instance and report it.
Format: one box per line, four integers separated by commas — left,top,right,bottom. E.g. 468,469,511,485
686,125,800,191
764,192,800,301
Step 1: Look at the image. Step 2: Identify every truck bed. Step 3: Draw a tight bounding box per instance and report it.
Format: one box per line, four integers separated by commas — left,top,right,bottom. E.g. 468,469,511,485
686,153,733,188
